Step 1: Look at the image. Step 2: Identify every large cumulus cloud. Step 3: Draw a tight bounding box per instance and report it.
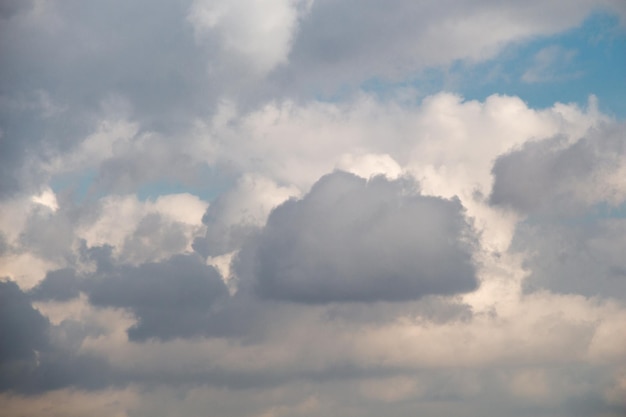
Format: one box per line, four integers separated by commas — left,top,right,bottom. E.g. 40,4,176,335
236,171,478,303
490,122,626,298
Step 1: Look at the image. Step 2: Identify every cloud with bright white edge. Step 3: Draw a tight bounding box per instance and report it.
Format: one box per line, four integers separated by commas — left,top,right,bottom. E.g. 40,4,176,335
1,1,625,416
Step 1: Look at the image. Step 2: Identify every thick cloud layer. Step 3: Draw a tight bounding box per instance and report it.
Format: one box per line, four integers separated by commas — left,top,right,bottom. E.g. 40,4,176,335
513,221,626,298
2,1,626,416
0,279,111,394
31,253,229,341
88,254,228,341
490,122,626,215
490,123,626,298
236,172,478,303
0,280,49,365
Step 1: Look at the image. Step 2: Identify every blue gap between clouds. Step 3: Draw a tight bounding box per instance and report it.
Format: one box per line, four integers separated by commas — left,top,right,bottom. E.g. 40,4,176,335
50,164,232,203
361,12,626,118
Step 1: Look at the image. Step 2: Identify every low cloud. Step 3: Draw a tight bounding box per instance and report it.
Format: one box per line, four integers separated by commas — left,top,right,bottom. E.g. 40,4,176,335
490,122,626,298
236,171,478,303
32,252,230,342
490,122,626,215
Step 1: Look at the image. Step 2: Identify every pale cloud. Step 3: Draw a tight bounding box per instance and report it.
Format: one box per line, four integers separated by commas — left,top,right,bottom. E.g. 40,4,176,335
0,388,137,417
78,193,208,264
193,173,299,258
31,187,59,212
188,0,312,74
522,45,582,83
335,153,403,180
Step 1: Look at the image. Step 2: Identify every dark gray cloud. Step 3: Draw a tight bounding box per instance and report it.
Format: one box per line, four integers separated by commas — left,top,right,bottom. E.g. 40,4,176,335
3,275,454,393
235,171,478,303
0,0,33,19
490,124,626,298
512,220,626,299
489,123,625,215
0,279,50,365
0,231,8,256
29,268,81,302
0,279,111,394
87,254,229,341
28,247,232,341
490,136,595,214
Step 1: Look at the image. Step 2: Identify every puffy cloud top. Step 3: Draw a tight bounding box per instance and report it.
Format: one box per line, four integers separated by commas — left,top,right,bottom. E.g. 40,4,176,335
236,171,478,303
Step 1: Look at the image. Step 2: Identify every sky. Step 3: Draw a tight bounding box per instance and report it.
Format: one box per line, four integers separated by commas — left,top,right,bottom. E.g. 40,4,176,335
1,1,626,416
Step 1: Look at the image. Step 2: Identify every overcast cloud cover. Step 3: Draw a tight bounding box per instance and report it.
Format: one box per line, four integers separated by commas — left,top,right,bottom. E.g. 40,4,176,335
1,1,626,416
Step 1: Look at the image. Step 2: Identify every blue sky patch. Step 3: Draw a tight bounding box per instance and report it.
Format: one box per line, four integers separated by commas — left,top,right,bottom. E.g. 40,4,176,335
362,12,626,117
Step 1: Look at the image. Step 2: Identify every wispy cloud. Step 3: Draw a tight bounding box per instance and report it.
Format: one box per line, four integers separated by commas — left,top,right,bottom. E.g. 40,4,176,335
522,45,583,83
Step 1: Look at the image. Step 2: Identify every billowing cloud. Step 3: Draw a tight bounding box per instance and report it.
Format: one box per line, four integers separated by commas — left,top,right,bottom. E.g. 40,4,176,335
87,254,229,341
489,121,626,298
31,253,230,342
490,120,626,215
193,173,299,258
236,171,478,303
0,279,49,367
0,279,110,394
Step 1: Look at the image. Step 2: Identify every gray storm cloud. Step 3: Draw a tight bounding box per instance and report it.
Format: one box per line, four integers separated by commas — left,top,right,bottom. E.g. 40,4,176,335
236,171,478,303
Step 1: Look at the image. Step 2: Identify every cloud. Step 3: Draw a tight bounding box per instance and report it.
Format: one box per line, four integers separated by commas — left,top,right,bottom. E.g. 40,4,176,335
0,0,33,19
511,218,626,299
0,279,111,394
28,268,81,302
235,171,478,303
193,173,299,258
85,253,230,341
188,0,311,75
0,0,233,198
490,120,626,214
522,45,582,83
2,1,626,414
489,121,626,298
2,0,622,199
0,279,50,365
271,0,626,94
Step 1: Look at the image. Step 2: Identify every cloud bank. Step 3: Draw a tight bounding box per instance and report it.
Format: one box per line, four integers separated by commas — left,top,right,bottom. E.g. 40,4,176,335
1,1,626,416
